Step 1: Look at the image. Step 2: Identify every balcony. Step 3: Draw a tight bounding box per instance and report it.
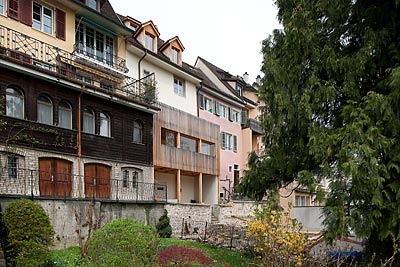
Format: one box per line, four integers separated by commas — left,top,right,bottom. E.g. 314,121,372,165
242,118,263,135
0,167,167,203
0,25,157,104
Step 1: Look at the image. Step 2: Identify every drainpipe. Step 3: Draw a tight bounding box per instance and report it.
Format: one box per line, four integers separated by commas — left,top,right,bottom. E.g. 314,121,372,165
197,82,202,117
138,50,148,81
77,85,85,198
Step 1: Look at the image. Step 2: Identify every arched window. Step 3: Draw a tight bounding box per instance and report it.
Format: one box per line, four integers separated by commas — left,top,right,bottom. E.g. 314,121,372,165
6,88,24,119
58,100,72,129
99,112,110,137
37,94,53,125
83,107,95,134
133,120,143,143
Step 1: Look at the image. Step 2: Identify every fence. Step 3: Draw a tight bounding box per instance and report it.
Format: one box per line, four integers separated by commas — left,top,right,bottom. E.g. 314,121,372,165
0,167,167,203
180,217,253,251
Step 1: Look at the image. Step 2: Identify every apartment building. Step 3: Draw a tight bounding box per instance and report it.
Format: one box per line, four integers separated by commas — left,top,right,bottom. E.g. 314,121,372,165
0,0,165,202
120,16,220,205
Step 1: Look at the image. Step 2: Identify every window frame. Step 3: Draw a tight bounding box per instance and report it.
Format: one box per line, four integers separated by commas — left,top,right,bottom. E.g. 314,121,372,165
173,77,185,97
133,120,143,144
0,0,4,15
180,134,198,152
6,87,24,119
58,100,72,129
99,112,111,137
144,32,155,51
37,94,53,125
82,107,95,134
7,155,18,179
33,2,53,35
219,104,228,119
171,47,179,64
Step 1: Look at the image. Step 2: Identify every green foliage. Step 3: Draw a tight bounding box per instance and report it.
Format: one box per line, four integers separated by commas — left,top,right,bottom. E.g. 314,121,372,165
86,218,158,267
156,209,172,238
238,0,400,263
3,198,54,267
51,247,88,267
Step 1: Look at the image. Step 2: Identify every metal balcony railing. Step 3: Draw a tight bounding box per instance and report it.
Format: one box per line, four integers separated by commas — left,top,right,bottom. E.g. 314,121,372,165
0,167,167,203
242,118,263,134
0,25,157,104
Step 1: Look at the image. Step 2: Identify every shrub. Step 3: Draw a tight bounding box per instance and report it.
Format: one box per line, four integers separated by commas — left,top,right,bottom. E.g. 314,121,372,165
86,218,158,267
246,205,308,267
156,209,172,238
2,198,54,267
158,246,214,267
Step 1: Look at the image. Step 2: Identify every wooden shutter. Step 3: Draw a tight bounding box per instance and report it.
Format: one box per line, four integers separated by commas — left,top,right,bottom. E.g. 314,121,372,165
84,164,96,198
220,132,226,150
214,100,220,115
199,94,205,109
8,0,19,20
39,158,53,196
19,0,32,26
241,111,247,125
233,135,237,152
56,9,66,40
53,159,72,197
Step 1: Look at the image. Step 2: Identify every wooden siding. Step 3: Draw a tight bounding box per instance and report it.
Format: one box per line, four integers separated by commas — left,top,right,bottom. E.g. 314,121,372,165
154,103,220,175
0,68,153,165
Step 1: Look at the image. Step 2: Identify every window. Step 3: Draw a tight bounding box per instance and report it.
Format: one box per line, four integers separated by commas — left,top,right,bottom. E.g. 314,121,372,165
0,0,4,14
161,128,176,147
180,135,197,152
133,120,142,143
295,195,311,207
121,168,141,188
76,23,115,65
144,32,154,51
87,0,98,10
201,141,214,156
83,107,95,134
99,112,110,137
171,47,179,64
232,110,240,123
8,155,18,179
33,2,53,35
58,101,72,129
219,104,228,119
174,77,185,97
37,95,53,125
221,132,237,152
6,88,24,119
205,98,213,112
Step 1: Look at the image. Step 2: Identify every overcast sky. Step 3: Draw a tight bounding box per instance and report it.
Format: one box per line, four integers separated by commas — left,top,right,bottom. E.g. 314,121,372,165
109,0,282,84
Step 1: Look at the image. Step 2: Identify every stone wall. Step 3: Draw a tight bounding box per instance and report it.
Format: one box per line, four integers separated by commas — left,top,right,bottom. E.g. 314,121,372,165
212,201,260,226
0,197,164,249
165,203,211,236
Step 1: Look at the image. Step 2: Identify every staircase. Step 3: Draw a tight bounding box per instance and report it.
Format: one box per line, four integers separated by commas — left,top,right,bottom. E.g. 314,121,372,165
0,244,5,267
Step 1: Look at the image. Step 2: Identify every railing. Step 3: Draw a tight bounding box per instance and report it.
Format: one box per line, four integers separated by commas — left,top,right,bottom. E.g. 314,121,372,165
0,25,157,104
242,118,263,134
0,167,167,203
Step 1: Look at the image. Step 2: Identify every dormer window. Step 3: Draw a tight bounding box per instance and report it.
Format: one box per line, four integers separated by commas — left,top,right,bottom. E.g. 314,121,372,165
144,32,155,51
171,47,179,64
129,22,136,31
87,0,98,10
236,84,243,96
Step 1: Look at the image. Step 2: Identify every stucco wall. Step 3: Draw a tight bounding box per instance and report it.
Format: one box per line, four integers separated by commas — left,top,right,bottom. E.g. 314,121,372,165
293,206,324,233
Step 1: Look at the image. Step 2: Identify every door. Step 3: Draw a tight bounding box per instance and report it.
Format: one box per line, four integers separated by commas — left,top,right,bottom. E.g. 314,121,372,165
39,158,72,197
84,163,111,199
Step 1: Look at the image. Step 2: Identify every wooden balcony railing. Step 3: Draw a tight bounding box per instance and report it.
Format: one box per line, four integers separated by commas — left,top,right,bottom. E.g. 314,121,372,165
0,25,157,104
0,167,167,203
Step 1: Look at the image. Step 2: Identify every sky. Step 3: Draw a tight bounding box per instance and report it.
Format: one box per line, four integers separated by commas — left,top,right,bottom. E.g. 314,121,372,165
109,0,282,84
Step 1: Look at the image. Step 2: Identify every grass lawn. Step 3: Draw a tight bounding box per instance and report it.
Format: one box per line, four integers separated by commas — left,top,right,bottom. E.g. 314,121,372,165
51,238,258,267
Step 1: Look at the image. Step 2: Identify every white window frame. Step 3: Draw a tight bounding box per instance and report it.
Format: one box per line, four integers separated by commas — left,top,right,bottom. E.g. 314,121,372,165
37,94,53,125
0,0,5,15
205,97,213,112
174,77,185,97
144,32,155,51
232,110,240,123
86,0,98,10
219,104,228,119
99,112,111,137
171,47,179,64
33,2,53,35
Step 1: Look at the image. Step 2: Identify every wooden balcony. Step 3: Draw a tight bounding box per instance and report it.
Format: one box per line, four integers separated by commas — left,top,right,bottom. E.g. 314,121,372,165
0,25,157,104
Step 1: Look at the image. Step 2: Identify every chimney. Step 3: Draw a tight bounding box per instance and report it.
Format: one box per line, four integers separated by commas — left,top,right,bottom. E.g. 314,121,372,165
256,75,261,85
243,72,249,83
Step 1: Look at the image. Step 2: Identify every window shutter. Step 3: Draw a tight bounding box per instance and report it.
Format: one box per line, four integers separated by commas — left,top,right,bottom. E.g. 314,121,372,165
214,101,220,115
199,94,205,109
19,0,32,26
241,111,247,125
56,9,66,40
8,0,19,20
233,135,237,153
220,132,226,150
228,107,233,121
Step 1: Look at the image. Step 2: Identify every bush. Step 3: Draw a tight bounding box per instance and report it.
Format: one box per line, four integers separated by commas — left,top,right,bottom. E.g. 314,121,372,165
2,198,54,267
158,246,214,267
156,209,172,238
86,218,158,267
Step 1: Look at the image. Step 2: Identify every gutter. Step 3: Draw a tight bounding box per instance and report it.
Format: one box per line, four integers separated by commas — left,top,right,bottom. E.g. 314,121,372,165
138,49,148,80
